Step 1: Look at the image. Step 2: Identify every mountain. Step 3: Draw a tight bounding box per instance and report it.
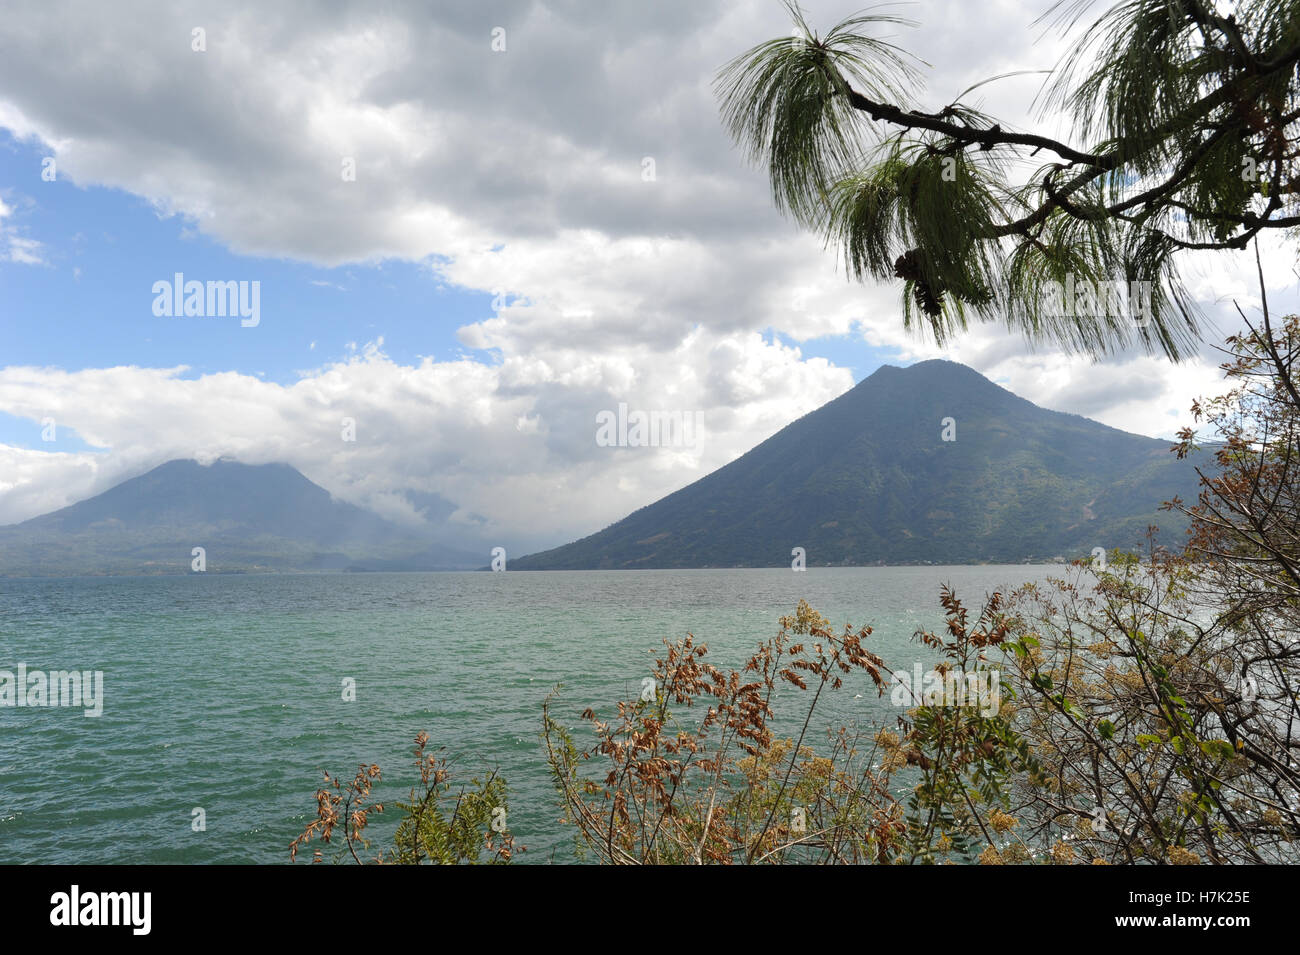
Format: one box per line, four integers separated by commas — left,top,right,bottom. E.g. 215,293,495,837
0,459,483,575
512,359,1203,569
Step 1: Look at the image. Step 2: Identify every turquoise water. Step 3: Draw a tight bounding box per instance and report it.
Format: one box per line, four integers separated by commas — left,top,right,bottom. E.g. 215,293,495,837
0,567,1061,864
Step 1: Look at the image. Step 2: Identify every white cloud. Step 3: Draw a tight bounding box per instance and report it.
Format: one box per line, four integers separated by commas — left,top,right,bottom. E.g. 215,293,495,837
0,334,851,543
0,195,45,264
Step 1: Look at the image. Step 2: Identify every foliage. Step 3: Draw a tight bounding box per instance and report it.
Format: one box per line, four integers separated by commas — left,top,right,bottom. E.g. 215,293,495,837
290,731,516,864
543,592,1041,864
998,546,1297,864
542,600,906,863
981,299,1300,864
717,0,1300,358
900,588,1040,863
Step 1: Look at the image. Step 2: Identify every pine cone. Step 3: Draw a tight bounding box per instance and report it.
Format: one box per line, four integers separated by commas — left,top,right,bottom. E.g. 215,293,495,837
893,249,945,317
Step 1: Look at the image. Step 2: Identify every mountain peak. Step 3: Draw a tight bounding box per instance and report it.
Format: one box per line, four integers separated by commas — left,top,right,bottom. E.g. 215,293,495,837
862,358,1005,386
514,361,1198,569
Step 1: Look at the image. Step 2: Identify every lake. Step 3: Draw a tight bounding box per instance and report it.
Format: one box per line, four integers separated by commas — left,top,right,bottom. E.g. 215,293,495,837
0,566,1064,863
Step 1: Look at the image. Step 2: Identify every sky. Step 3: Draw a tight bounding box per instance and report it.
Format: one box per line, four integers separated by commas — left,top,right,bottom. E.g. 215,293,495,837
0,0,1296,556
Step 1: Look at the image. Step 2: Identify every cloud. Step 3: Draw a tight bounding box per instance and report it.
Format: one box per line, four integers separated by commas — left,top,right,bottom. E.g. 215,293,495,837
0,0,1292,540
0,334,852,544
0,194,44,264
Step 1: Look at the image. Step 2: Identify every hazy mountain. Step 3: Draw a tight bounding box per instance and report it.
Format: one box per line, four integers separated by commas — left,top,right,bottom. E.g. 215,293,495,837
512,359,1204,569
0,458,484,575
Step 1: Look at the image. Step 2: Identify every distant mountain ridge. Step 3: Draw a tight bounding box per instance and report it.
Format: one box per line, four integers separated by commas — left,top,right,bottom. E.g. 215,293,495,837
19,459,389,542
0,360,1204,575
0,459,483,575
513,359,1203,569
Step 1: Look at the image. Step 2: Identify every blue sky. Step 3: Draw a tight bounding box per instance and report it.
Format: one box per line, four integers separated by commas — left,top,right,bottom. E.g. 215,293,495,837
0,131,489,390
